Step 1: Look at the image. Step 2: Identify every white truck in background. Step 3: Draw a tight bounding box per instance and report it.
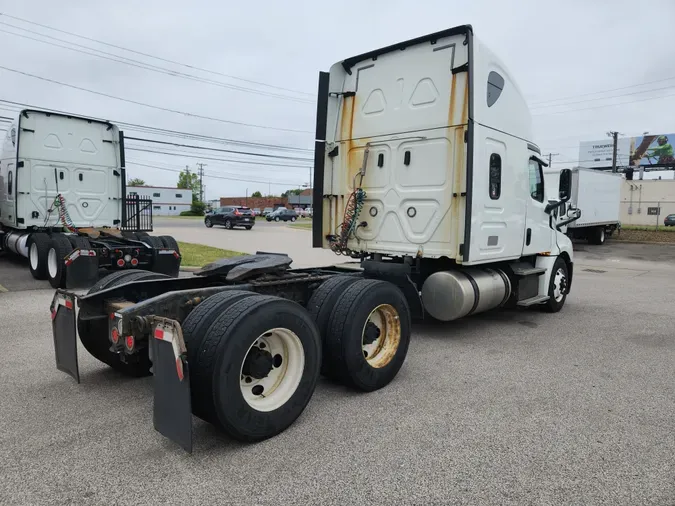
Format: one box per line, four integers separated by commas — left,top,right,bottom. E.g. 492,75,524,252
0,109,181,288
544,167,621,245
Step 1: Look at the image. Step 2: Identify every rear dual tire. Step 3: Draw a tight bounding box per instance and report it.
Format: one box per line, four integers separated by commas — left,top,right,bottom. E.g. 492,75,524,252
77,270,170,376
28,233,51,280
185,294,321,442
47,235,92,289
307,277,412,392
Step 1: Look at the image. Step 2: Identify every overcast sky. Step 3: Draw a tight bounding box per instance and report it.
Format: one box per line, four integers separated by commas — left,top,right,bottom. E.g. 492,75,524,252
2,0,675,199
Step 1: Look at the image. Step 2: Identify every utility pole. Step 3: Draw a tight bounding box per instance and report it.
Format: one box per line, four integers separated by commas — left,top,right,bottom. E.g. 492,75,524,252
607,131,620,173
196,163,207,202
545,153,559,167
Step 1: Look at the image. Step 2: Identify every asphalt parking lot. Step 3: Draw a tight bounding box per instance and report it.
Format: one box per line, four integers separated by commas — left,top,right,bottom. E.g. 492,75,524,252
153,216,339,268
0,236,674,505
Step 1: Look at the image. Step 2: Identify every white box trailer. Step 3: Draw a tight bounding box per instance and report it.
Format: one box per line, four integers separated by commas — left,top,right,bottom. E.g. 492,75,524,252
544,167,621,245
0,109,181,287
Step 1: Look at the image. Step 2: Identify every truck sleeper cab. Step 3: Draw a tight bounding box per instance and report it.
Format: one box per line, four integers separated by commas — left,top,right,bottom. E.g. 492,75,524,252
0,109,182,288
313,24,576,317
50,26,578,452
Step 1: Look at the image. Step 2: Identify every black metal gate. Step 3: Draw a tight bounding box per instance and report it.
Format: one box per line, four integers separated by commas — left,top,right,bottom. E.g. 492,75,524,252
122,195,153,232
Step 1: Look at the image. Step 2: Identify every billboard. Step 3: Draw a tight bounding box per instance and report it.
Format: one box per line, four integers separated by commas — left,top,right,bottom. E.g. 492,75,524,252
579,134,675,169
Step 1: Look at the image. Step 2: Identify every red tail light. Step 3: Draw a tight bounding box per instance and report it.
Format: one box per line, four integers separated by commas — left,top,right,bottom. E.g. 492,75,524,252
130,258,139,266
125,335,135,351
117,259,125,267
111,327,120,344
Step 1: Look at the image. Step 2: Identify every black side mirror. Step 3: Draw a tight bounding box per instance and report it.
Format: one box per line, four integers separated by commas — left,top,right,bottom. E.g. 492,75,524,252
559,169,572,201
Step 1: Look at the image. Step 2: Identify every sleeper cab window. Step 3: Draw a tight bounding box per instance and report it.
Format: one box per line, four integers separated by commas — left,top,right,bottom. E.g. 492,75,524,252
487,71,505,107
489,154,501,200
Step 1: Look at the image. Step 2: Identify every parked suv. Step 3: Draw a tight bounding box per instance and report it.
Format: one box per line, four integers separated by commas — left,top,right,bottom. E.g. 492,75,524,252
204,206,255,230
266,208,298,222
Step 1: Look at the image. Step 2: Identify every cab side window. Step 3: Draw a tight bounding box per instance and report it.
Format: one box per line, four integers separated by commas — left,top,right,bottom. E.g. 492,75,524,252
528,160,544,203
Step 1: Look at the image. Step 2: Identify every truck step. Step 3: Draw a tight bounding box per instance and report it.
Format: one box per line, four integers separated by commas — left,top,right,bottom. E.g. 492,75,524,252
511,266,546,277
517,295,550,307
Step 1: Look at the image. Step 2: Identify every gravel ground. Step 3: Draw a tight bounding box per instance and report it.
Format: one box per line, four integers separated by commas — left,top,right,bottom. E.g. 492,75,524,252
0,241,674,505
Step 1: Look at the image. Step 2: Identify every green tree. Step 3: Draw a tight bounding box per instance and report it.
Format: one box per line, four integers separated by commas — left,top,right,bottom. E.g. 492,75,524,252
177,167,201,203
190,201,206,216
251,191,263,198
127,178,146,187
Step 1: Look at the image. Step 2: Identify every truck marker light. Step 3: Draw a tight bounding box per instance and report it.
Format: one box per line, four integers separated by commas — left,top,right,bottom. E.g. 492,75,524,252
64,299,73,310
111,327,120,344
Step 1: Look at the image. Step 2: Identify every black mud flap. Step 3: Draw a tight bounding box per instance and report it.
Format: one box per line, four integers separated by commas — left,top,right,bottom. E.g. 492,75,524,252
64,249,99,289
152,249,182,277
150,317,192,453
50,291,80,383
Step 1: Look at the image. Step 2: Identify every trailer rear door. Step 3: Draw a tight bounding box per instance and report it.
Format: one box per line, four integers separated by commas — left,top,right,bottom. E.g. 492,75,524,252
16,111,122,229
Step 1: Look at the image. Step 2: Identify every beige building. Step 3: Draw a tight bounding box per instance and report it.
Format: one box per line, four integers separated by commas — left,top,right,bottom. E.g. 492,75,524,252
620,179,675,226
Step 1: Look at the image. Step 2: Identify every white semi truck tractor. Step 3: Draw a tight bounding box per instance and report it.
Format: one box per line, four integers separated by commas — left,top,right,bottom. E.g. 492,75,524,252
49,25,579,452
0,109,181,288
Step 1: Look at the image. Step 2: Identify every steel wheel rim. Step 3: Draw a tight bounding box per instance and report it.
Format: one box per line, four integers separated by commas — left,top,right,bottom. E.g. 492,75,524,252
47,248,58,279
239,328,305,412
361,304,401,369
553,267,567,302
29,243,39,270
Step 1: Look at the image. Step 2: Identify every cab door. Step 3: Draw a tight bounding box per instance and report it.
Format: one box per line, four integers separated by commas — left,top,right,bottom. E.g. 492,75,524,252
522,158,553,255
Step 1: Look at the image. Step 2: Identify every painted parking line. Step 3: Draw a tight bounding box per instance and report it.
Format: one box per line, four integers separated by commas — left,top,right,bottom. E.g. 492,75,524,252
0,284,8,293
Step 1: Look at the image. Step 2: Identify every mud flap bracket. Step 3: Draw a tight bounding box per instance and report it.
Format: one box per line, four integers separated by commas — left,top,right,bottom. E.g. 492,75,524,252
50,291,80,383
150,317,192,453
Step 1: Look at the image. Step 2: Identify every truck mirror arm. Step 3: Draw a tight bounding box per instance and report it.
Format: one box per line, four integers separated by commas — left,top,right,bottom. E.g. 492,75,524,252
544,195,570,215
556,208,582,231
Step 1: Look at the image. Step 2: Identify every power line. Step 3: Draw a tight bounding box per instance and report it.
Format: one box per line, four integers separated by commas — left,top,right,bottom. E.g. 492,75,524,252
127,160,303,186
0,65,314,134
126,146,313,168
0,24,314,104
125,136,313,162
532,91,675,116
0,98,312,152
530,75,675,106
531,84,675,110
0,12,313,97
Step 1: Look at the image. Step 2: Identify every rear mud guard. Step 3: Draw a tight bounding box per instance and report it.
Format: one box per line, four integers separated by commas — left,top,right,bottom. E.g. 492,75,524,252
150,317,192,453
152,249,182,277
50,291,80,383
64,249,99,289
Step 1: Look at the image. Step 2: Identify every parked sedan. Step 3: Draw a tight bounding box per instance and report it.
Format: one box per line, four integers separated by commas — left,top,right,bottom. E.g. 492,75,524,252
266,208,298,222
204,206,255,230
665,214,675,226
